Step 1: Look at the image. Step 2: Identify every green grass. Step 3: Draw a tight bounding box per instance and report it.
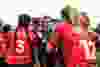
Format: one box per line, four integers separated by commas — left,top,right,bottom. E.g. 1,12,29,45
96,48,100,67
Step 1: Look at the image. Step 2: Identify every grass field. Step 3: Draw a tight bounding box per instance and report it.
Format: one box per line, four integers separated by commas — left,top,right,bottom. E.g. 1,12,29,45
96,48,100,67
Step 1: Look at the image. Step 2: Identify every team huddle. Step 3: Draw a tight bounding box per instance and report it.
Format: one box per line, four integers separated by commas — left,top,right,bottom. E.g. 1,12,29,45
0,5,96,67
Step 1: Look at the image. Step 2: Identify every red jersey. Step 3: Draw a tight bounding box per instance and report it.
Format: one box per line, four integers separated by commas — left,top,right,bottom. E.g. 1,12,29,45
0,32,9,57
6,27,32,64
48,22,88,67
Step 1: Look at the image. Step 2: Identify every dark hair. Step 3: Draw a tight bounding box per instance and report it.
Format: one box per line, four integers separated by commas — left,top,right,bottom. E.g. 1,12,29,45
2,24,11,32
0,19,3,27
96,24,100,33
32,18,40,24
18,14,31,27
61,8,70,20
61,5,72,23
80,12,87,16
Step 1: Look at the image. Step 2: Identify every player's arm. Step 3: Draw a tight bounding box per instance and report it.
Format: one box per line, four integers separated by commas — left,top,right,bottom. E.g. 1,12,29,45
88,32,96,64
48,32,60,48
80,40,90,60
89,32,96,56
91,43,96,56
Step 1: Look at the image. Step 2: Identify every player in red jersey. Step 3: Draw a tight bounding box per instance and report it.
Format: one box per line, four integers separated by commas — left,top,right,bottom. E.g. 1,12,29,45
48,7,77,67
5,14,32,64
48,7,93,67
16,14,32,64
0,32,9,61
80,12,96,67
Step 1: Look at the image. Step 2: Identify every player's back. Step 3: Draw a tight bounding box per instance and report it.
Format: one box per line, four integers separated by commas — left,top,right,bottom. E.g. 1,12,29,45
55,22,81,67
55,22,72,61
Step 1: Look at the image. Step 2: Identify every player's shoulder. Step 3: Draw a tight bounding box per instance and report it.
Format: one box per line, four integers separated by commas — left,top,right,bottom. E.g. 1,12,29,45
55,22,72,32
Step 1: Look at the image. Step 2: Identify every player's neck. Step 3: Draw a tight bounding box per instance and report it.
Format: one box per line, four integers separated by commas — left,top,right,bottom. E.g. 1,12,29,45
72,24,88,33
64,20,72,24
72,24,80,32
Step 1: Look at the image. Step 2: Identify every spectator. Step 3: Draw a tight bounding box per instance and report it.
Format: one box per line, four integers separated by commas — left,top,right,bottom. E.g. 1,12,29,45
79,13,96,67
96,23,100,48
